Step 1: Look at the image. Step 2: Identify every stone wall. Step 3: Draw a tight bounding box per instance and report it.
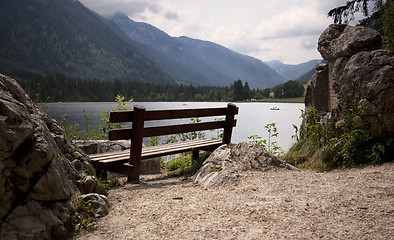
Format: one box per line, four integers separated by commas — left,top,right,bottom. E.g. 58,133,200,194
0,74,110,239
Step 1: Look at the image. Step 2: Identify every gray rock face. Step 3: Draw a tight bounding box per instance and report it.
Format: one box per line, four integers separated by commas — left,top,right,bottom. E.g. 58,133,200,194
318,24,382,60
306,24,394,137
0,74,109,239
81,193,112,218
305,63,329,112
334,50,394,135
192,142,298,188
335,50,394,105
73,140,130,155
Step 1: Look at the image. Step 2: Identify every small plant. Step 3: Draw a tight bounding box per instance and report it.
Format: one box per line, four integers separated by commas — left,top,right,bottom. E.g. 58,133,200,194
211,117,225,139
146,136,159,147
95,178,107,194
166,151,211,177
107,178,121,188
99,95,133,139
178,118,205,141
60,112,104,140
248,123,283,156
166,156,191,171
70,194,97,232
209,167,220,173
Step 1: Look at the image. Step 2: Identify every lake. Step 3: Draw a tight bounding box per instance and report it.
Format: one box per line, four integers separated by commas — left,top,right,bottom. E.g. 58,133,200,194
42,102,304,151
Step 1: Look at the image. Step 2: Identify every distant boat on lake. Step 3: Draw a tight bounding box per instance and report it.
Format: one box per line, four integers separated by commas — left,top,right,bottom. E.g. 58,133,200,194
270,106,280,110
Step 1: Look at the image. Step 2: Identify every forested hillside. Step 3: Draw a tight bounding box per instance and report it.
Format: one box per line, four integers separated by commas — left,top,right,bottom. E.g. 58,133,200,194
17,74,305,102
0,0,173,84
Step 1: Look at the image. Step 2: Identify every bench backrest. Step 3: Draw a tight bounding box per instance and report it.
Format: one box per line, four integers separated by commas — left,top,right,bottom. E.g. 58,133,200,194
108,103,238,144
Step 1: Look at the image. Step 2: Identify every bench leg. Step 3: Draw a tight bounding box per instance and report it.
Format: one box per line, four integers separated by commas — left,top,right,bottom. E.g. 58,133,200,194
126,166,141,183
192,150,199,169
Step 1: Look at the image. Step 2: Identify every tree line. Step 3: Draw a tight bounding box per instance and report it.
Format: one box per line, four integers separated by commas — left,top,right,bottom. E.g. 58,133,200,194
16,74,304,102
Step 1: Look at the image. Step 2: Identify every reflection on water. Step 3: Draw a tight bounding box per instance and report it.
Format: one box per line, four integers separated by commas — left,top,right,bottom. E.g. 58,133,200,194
42,102,304,151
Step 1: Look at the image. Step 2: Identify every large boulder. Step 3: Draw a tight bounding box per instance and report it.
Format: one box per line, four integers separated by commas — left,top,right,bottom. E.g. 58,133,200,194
318,24,382,60
333,49,394,135
334,50,394,104
0,74,110,239
306,24,394,137
192,142,298,188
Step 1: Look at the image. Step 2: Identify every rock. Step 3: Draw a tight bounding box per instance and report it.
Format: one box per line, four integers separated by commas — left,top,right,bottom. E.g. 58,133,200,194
318,24,382,60
0,74,110,239
334,50,394,135
192,142,298,188
76,175,98,195
335,50,394,105
305,63,329,112
73,140,130,154
140,157,161,175
1,201,66,240
81,193,112,218
305,23,394,158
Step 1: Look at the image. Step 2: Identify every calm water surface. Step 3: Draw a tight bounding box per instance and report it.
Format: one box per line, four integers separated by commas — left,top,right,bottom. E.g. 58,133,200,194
43,102,304,151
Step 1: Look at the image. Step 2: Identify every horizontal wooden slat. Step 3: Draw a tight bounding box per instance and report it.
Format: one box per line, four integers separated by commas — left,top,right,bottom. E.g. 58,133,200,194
89,150,129,161
145,108,226,121
91,152,129,163
108,119,236,140
143,121,224,137
110,111,134,123
141,139,222,160
141,138,218,155
109,106,239,123
109,128,133,140
89,138,222,164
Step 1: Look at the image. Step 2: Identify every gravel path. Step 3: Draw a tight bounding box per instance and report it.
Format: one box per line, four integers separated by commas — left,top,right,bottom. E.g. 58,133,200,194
75,162,394,239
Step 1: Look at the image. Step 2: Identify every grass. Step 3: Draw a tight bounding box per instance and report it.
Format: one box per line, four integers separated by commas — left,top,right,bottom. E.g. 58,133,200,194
165,151,212,177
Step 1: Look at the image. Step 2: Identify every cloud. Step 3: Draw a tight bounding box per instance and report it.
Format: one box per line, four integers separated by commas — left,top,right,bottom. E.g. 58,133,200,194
78,0,350,64
79,0,152,17
164,11,179,20
148,4,162,14
253,6,331,40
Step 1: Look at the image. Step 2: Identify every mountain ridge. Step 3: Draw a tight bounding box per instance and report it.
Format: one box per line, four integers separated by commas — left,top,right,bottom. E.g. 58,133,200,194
0,0,174,84
107,13,286,89
265,59,323,80
0,1,318,89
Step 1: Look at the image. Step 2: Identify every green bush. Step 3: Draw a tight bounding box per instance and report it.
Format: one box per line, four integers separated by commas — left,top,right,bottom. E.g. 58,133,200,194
165,156,191,171
284,100,393,170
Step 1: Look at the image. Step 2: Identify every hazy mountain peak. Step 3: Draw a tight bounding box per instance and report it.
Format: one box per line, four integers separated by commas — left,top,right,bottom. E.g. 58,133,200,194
108,14,287,89
265,59,323,80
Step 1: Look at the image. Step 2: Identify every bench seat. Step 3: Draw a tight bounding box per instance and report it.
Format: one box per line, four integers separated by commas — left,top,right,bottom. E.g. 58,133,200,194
89,138,223,171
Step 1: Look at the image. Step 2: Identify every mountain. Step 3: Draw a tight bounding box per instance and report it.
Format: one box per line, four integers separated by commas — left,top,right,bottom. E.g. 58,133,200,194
295,67,318,84
107,13,286,89
0,0,174,84
102,14,209,86
265,59,323,80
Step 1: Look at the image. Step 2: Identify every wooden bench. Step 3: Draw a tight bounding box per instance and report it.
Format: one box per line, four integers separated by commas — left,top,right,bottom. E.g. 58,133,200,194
89,103,238,182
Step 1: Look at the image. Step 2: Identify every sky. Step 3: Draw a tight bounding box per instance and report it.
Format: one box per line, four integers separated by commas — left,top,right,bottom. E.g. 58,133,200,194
79,0,358,64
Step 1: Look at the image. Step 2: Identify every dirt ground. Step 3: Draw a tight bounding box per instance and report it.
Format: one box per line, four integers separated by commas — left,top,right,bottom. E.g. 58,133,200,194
75,162,394,240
